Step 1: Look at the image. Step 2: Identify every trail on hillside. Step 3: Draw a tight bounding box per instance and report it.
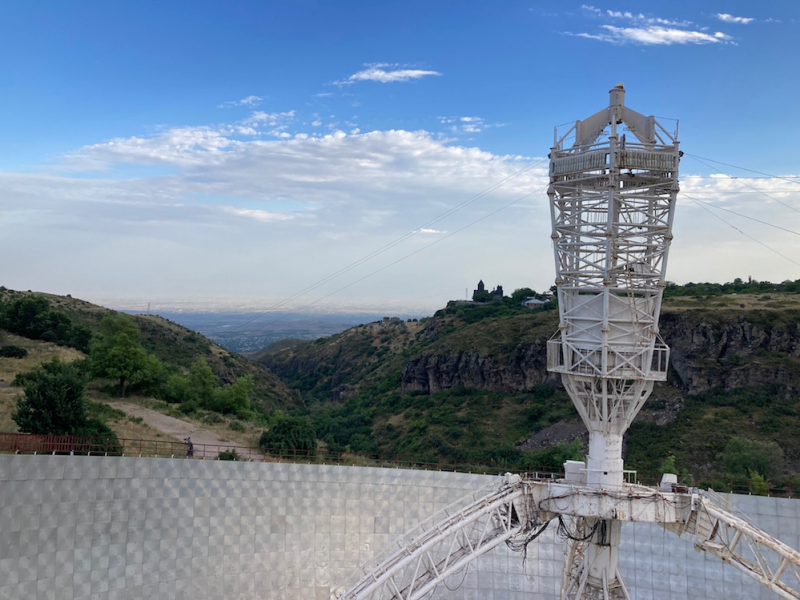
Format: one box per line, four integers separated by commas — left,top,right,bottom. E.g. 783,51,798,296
108,401,265,460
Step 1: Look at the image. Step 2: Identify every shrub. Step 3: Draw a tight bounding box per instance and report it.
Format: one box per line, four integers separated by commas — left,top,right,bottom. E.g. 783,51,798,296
0,345,27,358
229,421,246,432
13,358,89,435
716,437,785,479
218,448,240,461
259,416,317,453
0,295,93,351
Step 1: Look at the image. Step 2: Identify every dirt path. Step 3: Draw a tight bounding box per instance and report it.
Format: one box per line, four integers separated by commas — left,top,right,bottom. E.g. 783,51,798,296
108,401,265,460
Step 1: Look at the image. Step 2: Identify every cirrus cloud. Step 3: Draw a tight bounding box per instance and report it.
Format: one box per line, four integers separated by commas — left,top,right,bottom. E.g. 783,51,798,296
218,95,263,108
571,6,732,45
335,64,442,85
717,13,754,24
577,25,732,45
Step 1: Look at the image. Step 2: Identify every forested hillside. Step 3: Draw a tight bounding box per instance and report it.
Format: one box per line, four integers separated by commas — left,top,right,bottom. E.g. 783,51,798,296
0,288,300,414
255,285,800,482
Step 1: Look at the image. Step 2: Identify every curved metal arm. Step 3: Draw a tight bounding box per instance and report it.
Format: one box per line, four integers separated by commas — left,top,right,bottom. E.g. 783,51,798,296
328,475,536,600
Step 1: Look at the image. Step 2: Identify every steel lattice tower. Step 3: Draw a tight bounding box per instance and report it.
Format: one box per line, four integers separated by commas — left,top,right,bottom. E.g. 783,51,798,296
546,84,681,598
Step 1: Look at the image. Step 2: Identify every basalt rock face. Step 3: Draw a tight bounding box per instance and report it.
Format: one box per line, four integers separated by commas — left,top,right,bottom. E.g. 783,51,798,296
258,303,800,405
659,312,800,395
400,342,556,394
399,310,800,397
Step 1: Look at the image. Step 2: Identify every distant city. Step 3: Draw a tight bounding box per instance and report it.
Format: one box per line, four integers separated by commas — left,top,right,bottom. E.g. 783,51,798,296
122,311,426,353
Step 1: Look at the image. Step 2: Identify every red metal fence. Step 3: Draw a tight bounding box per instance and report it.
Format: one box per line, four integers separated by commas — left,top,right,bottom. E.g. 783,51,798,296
0,432,797,498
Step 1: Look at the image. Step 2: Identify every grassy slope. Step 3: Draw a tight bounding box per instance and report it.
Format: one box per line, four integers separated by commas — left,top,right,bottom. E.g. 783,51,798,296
258,294,800,477
0,333,171,442
0,288,300,414
257,306,577,465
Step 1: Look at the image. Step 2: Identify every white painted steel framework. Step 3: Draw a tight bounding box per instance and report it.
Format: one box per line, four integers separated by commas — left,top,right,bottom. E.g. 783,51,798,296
546,84,680,486
545,84,681,597
327,475,533,600
325,85,800,600
328,476,800,600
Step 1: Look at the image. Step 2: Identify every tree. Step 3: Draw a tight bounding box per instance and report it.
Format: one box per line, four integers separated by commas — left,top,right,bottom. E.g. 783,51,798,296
511,287,537,304
215,374,254,416
13,358,89,435
188,357,217,408
0,295,92,351
716,437,785,479
1,295,52,337
90,314,152,398
259,416,317,453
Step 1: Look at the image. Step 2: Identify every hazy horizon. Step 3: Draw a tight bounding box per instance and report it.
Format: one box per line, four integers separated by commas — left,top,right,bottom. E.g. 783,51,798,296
3,2,798,305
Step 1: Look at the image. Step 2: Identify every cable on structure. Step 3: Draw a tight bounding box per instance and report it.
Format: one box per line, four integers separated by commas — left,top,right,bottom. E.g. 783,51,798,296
442,562,469,592
556,515,601,543
225,157,548,332
687,155,800,215
683,194,800,238
506,518,552,574
686,153,800,187
250,185,548,332
686,196,800,269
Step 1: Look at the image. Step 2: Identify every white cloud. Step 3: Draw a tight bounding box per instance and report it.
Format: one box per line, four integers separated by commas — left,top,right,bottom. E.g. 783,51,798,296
243,110,296,126
717,13,754,24
218,95,263,108
604,10,692,26
6,124,552,305
222,207,294,223
7,111,800,308
438,116,502,135
607,10,634,19
570,7,735,44
572,25,731,45
336,64,441,85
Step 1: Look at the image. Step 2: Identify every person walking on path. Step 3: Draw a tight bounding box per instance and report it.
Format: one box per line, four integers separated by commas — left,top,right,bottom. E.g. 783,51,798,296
185,437,194,458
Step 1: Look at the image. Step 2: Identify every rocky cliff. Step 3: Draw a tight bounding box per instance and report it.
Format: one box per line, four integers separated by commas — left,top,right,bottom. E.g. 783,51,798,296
398,306,800,398
254,293,800,475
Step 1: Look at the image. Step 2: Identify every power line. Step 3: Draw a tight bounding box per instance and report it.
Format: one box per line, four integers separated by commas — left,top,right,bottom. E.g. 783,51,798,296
687,155,800,215
686,153,800,186
227,157,548,331
683,194,800,238
251,187,547,332
686,196,800,269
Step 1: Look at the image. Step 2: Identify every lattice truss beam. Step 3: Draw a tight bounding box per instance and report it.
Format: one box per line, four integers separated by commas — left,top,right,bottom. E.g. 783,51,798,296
330,477,532,600
666,495,800,600
550,188,675,291
562,376,653,434
561,530,630,600
328,479,800,600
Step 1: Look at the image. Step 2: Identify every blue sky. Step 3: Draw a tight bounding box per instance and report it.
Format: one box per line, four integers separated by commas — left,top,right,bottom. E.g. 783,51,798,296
2,1,799,312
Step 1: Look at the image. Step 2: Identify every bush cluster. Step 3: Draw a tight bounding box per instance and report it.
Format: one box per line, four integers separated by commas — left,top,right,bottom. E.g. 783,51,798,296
0,345,27,358
259,416,317,453
0,295,93,352
664,277,800,298
12,358,119,446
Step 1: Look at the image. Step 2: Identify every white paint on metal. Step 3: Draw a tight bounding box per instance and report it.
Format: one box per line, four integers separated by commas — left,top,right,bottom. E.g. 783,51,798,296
324,85,800,600
327,476,800,600
547,84,681,597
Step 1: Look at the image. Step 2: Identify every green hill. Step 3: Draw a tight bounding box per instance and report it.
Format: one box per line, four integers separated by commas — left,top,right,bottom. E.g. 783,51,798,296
254,290,800,482
0,288,300,414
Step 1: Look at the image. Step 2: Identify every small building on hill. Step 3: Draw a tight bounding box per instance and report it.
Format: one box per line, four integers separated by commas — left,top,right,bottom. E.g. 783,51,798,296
523,297,546,309
472,280,504,302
